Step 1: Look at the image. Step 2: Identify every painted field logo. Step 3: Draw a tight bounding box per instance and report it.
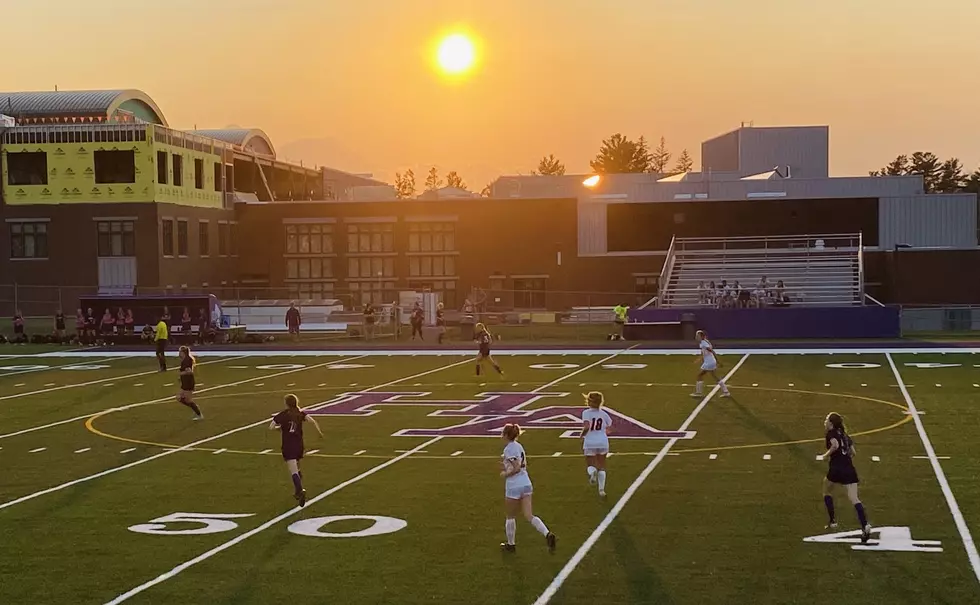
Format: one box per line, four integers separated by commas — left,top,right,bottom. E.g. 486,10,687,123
309,391,693,440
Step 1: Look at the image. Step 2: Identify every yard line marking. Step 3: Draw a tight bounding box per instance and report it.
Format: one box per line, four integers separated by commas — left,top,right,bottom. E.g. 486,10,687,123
886,353,980,587
105,435,445,605
872,456,881,462
0,355,244,403
645,383,652,387
305,449,320,455
74,448,90,454
258,448,273,454
121,448,136,453
14,383,25,387
578,383,586,387
912,455,950,460
103,383,115,387
974,384,979,388
395,449,426,453
935,384,942,388
763,454,772,460
255,383,264,387
860,383,867,387
133,383,143,387
709,453,717,460
286,383,295,387
532,352,750,605
29,447,46,453
552,452,562,457
0,355,132,378
353,450,366,456
788,383,794,387
0,355,306,441
212,449,227,455
44,383,55,387
451,450,463,457
613,383,619,387
824,383,830,387
107,346,636,603
318,383,327,387
815,455,824,461
751,383,759,387
229,366,249,369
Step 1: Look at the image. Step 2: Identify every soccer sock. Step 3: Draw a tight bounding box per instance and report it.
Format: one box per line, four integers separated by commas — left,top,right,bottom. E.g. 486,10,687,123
476,364,482,376
597,470,607,492
189,402,202,416
824,495,836,523
719,379,729,394
494,363,502,374
696,381,704,394
855,503,868,527
530,516,549,537
587,465,596,479
505,518,516,545
291,472,303,493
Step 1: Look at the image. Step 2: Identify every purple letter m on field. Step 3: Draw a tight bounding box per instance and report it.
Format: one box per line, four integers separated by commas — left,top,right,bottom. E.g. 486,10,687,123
308,391,694,440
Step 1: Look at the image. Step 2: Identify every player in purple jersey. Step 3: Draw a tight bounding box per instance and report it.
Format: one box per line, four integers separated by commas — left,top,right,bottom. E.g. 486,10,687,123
821,412,871,543
269,394,323,506
474,322,503,377
176,346,203,420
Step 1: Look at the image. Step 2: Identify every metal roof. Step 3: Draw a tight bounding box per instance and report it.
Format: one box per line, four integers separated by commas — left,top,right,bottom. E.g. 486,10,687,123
189,128,275,158
0,89,168,125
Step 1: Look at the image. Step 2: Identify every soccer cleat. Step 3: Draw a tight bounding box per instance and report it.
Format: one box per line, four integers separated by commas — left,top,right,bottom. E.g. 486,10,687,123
546,532,557,553
500,543,516,552
719,392,731,398
294,489,307,507
825,522,838,530
598,491,606,498
861,524,872,544
689,392,702,398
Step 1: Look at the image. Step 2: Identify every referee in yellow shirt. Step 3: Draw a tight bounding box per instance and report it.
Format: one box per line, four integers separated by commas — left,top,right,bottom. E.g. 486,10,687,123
154,316,169,372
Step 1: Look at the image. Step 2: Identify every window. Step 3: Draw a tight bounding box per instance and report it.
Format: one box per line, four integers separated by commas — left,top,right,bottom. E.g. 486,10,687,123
286,223,334,254
94,150,136,183
199,221,210,256
408,279,457,308
635,275,658,295
6,152,47,185
177,220,189,256
346,222,394,252
194,158,204,189
349,281,395,306
409,255,454,277
218,222,229,255
213,163,222,192
157,151,168,184
97,221,135,257
287,281,334,301
172,154,183,186
9,222,48,259
489,276,505,291
514,278,547,309
408,222,456,252
287,258,333,280
161,219,175,256
348,255,394,278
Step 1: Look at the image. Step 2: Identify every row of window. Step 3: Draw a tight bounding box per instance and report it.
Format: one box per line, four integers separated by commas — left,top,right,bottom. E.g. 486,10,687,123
2,127,148,145
8,220,136,259
283,222,457,255
156,151,221,191
160,219,234,257
284,255,455,280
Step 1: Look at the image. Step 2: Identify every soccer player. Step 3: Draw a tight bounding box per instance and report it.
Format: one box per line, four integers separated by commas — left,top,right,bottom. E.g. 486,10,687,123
270,394,322,507
176,346,203,420
474,322,502,377
581,391,612,497
54,309,66,342
154,316,169,372
285,302,301,341
436,302,446,344
499,423,556,553
690,330,730,398
822,412,871,543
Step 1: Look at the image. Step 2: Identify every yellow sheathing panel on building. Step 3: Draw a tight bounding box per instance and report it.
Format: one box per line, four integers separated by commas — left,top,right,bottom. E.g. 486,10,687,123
151,142,223,209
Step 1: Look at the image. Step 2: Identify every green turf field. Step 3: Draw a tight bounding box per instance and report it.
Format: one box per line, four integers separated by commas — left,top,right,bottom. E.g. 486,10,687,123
0,348,978,604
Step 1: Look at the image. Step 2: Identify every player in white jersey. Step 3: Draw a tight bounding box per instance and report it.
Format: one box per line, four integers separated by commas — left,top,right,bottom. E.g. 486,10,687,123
691,330,730,398
581,391,613,497
499,423,557,553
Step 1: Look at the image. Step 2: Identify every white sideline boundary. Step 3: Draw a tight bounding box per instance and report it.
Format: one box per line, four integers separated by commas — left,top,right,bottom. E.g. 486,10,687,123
0,355,247,403
103,346,637,603
885,353,980,586
18,346,980,358
532,353,751,605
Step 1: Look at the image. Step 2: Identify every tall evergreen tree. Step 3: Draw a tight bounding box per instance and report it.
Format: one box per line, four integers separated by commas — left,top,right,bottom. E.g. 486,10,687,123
445,170,466,190
589,134,652,174
650,136,672,174
424,167,443,191
673,148,694,174
535,154,566,176
393,169,417,199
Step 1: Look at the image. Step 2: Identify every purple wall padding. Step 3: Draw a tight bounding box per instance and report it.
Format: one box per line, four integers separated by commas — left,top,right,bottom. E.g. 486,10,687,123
627,306,901,339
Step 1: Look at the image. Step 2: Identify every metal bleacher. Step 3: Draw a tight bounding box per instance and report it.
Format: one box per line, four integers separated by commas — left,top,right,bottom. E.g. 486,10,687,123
655,233,864,308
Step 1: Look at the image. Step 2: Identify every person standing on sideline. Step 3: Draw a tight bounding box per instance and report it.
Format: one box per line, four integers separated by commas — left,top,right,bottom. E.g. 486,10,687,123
54,309,67,342
285,302,302,342
154,315,169,372
612,303,628,340
410,303,424,341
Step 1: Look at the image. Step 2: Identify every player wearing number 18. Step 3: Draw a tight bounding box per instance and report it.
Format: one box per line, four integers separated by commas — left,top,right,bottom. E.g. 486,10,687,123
581,391,613,497
821,412,872,543
270,394,323,507
499,423,556,554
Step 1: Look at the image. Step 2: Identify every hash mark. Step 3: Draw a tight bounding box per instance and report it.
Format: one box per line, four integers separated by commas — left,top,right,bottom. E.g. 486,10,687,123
255,383,265,387
816,455,824,461
788,383,795,387
752,383,759,387
306,449,320,455
935,384,942,387
287,383,295,387
709,453,718,460
353,450,366,456
872,456,881,462
212,449,227,455
763,454,772,460
413,383,421,386
824,383,830,387
579,383,586,387
103,383,115,387
552,452,562,457
974,384,979,388
30,447,46,453
74,448,91,454
613,383,619,387
451,450,463,457
134,383,143,387
121,448,136,453
318,383,326,387
14,383,25,387
44,383,55,387
645,383,652,387
512,383,519,387
259,448,273,454
860,383,867,387
681,383,688,387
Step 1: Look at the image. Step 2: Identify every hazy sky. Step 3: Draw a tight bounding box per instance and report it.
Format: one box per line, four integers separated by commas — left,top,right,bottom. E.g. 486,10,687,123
4,0,979,187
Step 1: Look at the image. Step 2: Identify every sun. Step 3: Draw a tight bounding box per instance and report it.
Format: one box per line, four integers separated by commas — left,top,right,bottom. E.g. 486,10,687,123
436,33,476,75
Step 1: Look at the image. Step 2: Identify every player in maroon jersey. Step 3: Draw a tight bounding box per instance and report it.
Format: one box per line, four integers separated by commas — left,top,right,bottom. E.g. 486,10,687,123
269,394,322,506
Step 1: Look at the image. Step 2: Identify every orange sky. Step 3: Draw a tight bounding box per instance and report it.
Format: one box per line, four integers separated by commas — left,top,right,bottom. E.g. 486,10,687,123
4,0,980,187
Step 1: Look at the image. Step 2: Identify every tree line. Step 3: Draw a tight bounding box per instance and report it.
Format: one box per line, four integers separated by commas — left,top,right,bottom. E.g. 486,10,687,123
392,134,696,198
870,152,980,194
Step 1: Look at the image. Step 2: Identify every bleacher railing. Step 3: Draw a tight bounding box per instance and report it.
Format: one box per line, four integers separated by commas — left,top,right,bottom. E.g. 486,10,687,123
651,235,676,308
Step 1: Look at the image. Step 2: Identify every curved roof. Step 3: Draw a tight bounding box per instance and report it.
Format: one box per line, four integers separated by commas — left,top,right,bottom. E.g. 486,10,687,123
189,128,276,158
0,89,167,125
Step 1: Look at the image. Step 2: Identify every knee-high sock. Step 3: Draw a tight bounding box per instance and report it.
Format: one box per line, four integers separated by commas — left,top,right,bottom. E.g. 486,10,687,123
597,470,607,492
855,502,868,527
505,518,516,545
291,473,303,493
530,516,549,536
824,495,836,523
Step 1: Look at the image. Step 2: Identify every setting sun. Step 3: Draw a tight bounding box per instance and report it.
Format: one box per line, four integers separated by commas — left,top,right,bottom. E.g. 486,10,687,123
436,33,476,75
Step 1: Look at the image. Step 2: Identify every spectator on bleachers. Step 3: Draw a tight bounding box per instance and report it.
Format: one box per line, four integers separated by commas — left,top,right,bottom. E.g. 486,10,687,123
696,281,708,305
718,280,730,308
758,276,771,296
735,281,752,308
707,281,717,306
774,280,789,306
752,285,767,308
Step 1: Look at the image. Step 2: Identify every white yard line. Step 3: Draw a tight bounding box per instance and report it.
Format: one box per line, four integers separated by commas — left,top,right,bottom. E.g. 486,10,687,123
0,354,373,510
0,355,247,403
106,346,638,603
532,353,751,605
885,353,980,587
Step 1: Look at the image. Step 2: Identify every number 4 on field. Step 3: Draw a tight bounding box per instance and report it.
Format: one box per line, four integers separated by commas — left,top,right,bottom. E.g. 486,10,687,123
803,526,942,553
